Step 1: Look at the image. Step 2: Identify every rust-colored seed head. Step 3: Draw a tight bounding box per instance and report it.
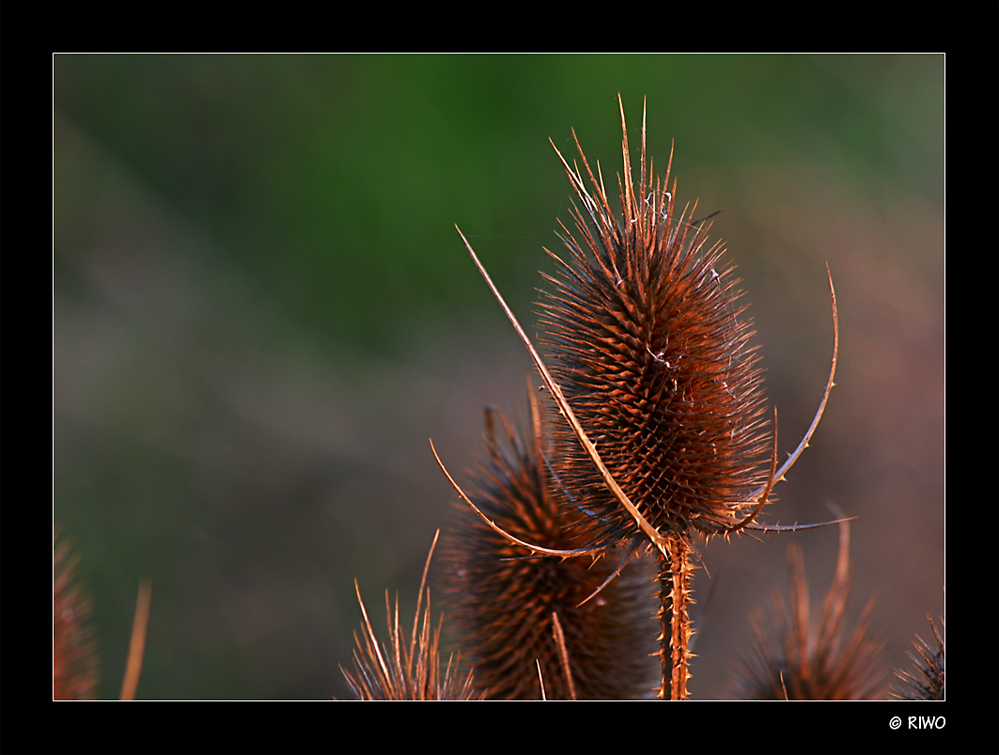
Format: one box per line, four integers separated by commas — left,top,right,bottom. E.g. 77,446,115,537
341,532,479,700
889,614,944,700
731,523,886,700
538,102,771,550
444,399,657,699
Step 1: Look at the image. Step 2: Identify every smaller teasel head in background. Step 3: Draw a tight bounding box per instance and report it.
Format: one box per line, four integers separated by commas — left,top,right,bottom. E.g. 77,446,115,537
731,519,886,700
54,525,151,700
890,614,944,700
442,389,658,699
341,531,479,700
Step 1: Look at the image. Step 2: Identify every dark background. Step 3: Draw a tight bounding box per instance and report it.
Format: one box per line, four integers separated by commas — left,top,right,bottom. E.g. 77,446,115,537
54,53,943,700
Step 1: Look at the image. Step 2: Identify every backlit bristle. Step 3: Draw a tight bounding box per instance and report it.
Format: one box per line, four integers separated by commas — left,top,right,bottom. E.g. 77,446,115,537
443,396,657,699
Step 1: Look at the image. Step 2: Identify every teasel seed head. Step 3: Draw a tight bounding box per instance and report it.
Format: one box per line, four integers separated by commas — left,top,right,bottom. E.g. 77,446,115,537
443,391,658,699
341,531,479,700
889,614,944,700
731,519,886,700
537,98,773,550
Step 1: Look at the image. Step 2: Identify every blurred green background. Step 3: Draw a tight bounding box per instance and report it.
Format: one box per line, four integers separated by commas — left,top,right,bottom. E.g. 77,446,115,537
54,54,943,699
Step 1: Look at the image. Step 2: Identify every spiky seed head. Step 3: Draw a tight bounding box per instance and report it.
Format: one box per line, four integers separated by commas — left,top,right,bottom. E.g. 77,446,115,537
538,101,771,549
341,533,479,700
443,400,658,699
731,531,886,700
889,614,944,700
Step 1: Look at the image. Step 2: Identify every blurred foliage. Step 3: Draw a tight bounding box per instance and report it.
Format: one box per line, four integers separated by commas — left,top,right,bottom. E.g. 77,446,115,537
55,54,941,355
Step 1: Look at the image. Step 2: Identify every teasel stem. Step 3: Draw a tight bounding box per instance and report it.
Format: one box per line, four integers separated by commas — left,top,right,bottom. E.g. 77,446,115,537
657,535,695,700
550,611,578,700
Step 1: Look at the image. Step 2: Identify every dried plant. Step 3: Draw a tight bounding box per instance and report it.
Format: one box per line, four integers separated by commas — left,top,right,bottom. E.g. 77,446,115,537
731,520,886,699
54,529,100,700
341,531,479,700
442,388,657,699
889,614,944,700
53,525,151,700
433,95,839,699
119,580,153,700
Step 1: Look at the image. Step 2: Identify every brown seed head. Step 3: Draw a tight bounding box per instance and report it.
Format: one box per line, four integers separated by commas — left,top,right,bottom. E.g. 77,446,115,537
341,532,479,700
443,396,657,699
538,98,770,548
889,614,944,700
731,521,886,700
439,96,838,701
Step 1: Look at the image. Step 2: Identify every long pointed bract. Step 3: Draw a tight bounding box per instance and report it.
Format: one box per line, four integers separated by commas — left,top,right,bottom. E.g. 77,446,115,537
455,227,670,559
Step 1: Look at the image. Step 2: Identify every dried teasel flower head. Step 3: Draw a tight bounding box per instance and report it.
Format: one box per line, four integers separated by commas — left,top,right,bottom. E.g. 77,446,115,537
538,98,774,549
731,519,886,700
889,614,944,700
341,531,479,700
443,388,657,699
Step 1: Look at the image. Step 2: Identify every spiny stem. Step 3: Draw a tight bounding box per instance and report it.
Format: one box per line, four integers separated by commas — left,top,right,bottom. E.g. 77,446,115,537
657,535,694,700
